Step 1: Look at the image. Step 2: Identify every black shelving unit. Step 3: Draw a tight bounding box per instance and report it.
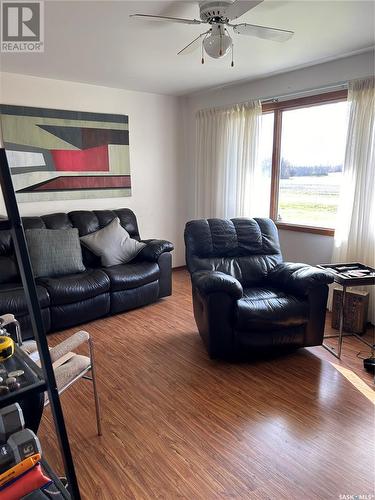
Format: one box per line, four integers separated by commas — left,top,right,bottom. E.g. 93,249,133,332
0,148,81,499
41,459,72,499
0,345,47,407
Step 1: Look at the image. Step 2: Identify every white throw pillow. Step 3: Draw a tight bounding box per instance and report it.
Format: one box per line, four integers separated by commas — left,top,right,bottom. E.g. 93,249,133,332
80,217,146,267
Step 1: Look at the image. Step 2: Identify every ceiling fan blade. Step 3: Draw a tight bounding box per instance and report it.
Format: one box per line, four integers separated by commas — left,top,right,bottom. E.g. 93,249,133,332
178,31,210,55
232,23,294,41
130,14,202,25
223,1,264,21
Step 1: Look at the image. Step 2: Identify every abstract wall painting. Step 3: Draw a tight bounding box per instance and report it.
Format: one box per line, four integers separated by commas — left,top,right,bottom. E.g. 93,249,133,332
0,105,131,202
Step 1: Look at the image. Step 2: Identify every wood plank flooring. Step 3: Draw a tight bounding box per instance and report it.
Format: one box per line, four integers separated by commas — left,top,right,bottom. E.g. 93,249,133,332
321,315,374,387
39,270,374,499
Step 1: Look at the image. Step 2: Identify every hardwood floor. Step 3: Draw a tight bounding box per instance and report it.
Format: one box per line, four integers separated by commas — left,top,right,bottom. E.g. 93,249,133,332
321,314,374,387
39,270,374,499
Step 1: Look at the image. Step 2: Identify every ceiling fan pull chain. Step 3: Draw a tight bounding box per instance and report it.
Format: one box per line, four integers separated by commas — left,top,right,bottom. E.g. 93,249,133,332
201,39,205,64
231,43,234,67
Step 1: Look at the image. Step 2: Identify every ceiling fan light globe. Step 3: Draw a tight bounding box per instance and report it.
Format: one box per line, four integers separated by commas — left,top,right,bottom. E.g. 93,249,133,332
203,32,232,59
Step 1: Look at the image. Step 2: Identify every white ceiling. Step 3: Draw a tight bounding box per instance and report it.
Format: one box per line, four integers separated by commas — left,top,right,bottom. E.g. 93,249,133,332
0,0,374,96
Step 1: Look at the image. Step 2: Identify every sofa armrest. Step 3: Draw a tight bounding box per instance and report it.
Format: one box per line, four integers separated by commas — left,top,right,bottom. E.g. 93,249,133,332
267,262,334,296
139,239,174,262
0,314,16,327
192,271,243,299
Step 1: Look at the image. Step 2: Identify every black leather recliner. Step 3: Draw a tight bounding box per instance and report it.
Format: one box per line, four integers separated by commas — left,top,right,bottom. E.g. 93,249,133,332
0,208,173,339
184,217,334,359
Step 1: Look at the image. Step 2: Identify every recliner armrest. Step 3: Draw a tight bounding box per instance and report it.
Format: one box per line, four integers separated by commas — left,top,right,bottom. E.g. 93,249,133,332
139,239,174,262
192,271,243,299
267,262,334,296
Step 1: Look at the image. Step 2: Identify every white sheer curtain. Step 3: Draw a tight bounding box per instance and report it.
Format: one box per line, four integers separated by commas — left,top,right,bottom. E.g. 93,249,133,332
332,77,375,323
195,101,262,219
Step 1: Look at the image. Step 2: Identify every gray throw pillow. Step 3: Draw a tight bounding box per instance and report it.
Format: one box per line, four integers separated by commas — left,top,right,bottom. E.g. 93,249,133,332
80,217,146,267
25,228,86,278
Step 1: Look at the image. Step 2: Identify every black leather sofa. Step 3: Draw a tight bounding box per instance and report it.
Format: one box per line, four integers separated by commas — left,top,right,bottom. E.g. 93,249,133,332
184,217,334,359
0,209,173,339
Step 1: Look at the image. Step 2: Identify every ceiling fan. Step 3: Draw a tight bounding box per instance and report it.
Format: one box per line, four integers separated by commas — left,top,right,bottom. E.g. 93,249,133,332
130,1,294,66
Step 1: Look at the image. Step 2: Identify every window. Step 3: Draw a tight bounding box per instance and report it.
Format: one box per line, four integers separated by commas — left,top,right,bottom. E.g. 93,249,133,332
262,90,348,235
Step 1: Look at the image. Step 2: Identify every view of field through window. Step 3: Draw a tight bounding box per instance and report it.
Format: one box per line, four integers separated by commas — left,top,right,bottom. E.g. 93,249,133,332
259,100,349,229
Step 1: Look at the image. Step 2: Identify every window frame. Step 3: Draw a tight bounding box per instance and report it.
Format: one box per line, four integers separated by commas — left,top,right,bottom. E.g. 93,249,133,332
262,89,348,236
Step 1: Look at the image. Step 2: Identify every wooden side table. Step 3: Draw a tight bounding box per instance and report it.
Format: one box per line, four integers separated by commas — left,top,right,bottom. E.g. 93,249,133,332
317,262,375,359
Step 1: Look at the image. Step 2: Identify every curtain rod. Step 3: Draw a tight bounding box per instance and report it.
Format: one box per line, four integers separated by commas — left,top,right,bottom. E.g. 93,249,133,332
261,82,348,103
197,81,348,113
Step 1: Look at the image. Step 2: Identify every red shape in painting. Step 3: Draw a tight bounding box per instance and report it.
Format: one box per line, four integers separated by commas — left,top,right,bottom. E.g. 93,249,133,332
50,145,109,172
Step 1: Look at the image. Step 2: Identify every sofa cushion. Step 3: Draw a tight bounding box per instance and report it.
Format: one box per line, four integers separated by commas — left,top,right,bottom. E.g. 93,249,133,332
110,281,159,314
0,256,18,284
26,228,85,278
23,213,73,230
0,230,19,284
50,294,110,331
184,218,283,286
104,262,160,292
80,217,145,267
235,287,309,332
18,309,51,340
68,209,140,239
37,269,110,306
0,283,50,315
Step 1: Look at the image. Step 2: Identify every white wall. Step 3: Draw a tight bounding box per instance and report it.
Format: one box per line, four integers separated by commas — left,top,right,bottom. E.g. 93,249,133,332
0,72,186,266
278,230,334,266
182,50,375,265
